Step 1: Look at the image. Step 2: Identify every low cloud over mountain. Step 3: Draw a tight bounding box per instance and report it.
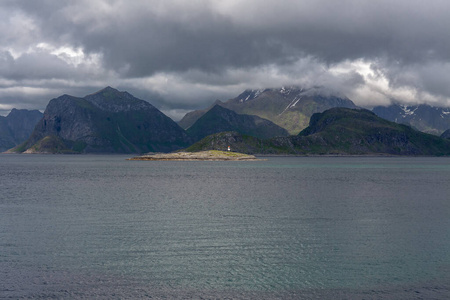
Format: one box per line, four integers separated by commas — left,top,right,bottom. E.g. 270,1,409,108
2,1,450,118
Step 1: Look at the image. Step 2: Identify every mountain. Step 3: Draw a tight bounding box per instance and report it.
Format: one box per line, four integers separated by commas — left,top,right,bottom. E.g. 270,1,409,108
185,108,450,156
372,104,450,135
12,87,191,154
441,129,450,139
0,109,43,152
293,108,450,155
186,104,289,141
179,86,358,134
178,100,222,130
184,131,264,153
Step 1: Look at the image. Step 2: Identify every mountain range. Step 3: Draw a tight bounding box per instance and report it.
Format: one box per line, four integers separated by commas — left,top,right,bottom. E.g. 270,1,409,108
0,109,43,152
4,86,450,155
186,108,450,156
372,104,450,135
182,88,450,137
179,86,357,135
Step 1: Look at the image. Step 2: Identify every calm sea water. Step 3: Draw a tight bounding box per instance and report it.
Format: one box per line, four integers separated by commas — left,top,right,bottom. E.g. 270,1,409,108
1,154,450,299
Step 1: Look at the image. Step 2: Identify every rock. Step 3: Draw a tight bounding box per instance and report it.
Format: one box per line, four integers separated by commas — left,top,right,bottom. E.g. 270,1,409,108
0,109,43,152
128,150,263,161
12,87,191,154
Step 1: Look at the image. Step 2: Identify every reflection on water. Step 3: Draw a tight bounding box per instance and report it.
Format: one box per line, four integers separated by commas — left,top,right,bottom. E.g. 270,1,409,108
1,155,450,298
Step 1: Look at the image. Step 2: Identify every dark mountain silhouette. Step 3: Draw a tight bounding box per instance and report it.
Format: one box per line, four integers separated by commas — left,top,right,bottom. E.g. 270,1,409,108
0,109,43,152
12,87,191,153
186,104,289,142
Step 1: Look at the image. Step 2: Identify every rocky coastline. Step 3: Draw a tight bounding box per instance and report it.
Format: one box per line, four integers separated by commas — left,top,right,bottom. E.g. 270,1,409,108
128,150,263,161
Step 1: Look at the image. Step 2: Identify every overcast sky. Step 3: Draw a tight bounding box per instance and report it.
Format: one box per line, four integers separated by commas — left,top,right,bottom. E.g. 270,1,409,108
1,0,450,119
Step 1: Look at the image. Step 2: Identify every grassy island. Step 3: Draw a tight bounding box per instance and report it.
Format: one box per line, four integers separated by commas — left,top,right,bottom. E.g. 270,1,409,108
128,150,263,161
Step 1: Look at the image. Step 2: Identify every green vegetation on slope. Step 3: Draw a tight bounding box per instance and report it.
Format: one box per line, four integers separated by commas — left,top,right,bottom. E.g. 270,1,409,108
184,108,450,156
186,105,289,141
179,88,357,135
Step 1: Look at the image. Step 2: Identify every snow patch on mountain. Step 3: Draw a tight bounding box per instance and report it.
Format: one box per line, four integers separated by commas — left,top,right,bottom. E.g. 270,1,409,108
238,89,264,103
400,105,418,117
280,86,304,96
279,95,303,116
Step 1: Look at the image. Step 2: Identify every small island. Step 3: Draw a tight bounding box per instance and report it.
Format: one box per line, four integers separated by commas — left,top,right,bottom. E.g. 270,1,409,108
128,150,263,161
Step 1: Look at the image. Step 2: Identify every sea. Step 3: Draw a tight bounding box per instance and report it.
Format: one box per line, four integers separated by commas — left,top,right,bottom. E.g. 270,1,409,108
1,154,449,299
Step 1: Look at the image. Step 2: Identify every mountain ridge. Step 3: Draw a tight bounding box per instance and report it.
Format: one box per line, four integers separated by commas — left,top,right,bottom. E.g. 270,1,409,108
179,86,358,134
6,86,450,156
12,87,191,154
185,108,450,156
186,104,289,141
0,109,43,152
372,103,450,135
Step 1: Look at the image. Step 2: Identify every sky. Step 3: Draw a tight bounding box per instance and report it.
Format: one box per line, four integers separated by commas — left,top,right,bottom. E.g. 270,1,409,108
1,0,450,120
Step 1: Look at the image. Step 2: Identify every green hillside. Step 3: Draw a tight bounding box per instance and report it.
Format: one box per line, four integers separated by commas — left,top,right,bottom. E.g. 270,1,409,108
184,108,450,156
179,87,357,135
186,105,289,141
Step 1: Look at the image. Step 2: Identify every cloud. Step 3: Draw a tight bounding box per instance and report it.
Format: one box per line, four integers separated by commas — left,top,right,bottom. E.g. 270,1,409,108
1,0,450,116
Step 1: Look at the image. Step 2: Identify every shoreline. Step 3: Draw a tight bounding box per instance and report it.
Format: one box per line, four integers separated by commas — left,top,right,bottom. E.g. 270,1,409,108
128,150,265,161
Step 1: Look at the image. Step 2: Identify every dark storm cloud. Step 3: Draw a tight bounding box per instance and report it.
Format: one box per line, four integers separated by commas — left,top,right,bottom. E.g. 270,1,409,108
54,5,297,77
54,0,450,75
1,0,450,116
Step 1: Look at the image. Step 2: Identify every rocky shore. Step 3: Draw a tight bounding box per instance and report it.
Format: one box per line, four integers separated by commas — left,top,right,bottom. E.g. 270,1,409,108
128,150,263,161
